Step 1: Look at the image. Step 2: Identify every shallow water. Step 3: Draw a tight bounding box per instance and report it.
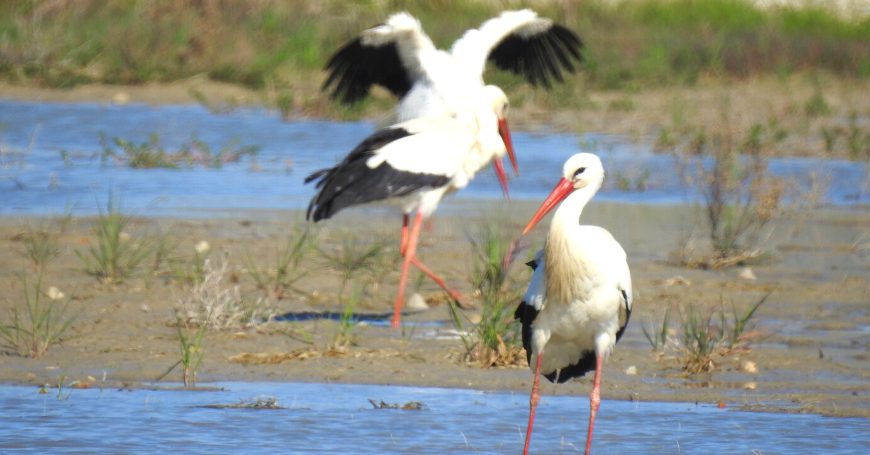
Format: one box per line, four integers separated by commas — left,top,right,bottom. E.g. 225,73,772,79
1,100,867,216
0,382,866,454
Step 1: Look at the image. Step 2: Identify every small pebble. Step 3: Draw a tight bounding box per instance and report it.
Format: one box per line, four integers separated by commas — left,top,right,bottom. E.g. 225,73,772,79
195,240,211,254
624,365,637,376
743,381,757,390
663,275,691,287
47,286,65,300
740,360,758,374
112,92,130,104
405,293,429,312
119,232,132,242
739,267,757,281
140,304,150,313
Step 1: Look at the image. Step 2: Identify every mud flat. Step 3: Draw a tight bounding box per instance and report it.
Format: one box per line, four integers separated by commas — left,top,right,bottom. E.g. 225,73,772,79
0,200,867,418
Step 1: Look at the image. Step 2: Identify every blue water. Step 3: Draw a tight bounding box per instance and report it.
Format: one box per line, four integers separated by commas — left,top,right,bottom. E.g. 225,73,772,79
0,100,867,216
0,382,866,454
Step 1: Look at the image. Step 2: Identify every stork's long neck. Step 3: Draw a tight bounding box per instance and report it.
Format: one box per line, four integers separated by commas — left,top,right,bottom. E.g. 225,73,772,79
544,185,598,304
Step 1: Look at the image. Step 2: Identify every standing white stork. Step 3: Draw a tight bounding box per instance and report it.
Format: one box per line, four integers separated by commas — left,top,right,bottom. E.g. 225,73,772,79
306,87,510,328
322,9,584,194
514,153,632,455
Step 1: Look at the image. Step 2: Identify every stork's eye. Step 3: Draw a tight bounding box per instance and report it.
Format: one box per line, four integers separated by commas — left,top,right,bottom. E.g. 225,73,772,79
573,167,586,178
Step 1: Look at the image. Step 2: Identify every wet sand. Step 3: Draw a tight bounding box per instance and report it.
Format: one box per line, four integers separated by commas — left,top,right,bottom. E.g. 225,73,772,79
0,200,867,418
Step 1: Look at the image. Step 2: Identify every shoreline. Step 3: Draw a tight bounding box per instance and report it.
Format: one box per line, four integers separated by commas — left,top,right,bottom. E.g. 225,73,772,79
2,75,869,160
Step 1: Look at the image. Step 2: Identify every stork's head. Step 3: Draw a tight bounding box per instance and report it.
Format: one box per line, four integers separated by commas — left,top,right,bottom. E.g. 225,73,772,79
562,153,604,193
522,153,605,235
481,85,518,198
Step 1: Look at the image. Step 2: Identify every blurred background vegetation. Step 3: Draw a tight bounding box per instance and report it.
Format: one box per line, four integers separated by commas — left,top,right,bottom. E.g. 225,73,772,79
1,0,867,115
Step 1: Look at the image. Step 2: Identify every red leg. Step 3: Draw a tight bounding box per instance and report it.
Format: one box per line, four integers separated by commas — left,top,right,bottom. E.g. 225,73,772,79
410,257,465,304
523,351,544,455
392,211,423,328
400,213,410,256
584,354,603,455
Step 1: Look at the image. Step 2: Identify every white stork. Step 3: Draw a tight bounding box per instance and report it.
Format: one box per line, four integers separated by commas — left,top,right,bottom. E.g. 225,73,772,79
322,9,584,194
306,86,510,328
514,153,633,455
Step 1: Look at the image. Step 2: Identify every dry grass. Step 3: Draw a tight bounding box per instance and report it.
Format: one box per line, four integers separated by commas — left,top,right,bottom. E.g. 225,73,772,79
175,257,273,330
669,102,796,268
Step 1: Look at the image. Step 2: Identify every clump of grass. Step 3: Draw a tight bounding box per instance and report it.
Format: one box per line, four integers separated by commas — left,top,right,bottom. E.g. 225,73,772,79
149,230,179,276
703,131,784,261
804,89,831,118
317,230,396,308
679,304,722,374
318,231,393,285
99,132,259,169
175,258,273,330
332,284,363,349
76,198,151,283
613,169,651,192
168,256,273,386
14,215,72,271
0,271,75,358
162,317,207,388
16,228,59,270
177,321,206,388
818,112,870,162
642,305,673,352
316,230,394,347
846,112,870,161
672,114,788,268
679,293,770,374
246,226,314,300
451,223,524,367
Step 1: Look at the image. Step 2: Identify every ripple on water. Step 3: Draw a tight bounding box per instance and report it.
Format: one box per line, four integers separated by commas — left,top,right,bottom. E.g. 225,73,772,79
0,382,868,454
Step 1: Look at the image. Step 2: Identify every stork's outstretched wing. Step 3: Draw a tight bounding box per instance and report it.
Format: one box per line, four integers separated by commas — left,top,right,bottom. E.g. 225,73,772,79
451,9,583,87
323,13,434,104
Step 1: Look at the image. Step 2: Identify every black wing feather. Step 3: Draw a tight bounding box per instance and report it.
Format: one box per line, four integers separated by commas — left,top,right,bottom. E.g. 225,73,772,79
514,300,538,369
305,127,449,221
323,36,413,105
615,289,632,343
489,24,583,88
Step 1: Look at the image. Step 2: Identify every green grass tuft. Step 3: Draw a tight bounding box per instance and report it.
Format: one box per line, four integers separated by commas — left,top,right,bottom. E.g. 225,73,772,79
76,197,151,284
1,0,866,113
0,271,76,358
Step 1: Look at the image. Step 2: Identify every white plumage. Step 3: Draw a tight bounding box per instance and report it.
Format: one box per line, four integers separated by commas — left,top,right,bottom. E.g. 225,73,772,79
323,9,584,190
516,153,632,455
307,88,511,327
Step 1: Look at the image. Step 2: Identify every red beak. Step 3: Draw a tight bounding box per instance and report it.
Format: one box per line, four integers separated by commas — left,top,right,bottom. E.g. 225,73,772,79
522,178,574,236
498,118,518,176
492,157,510,199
